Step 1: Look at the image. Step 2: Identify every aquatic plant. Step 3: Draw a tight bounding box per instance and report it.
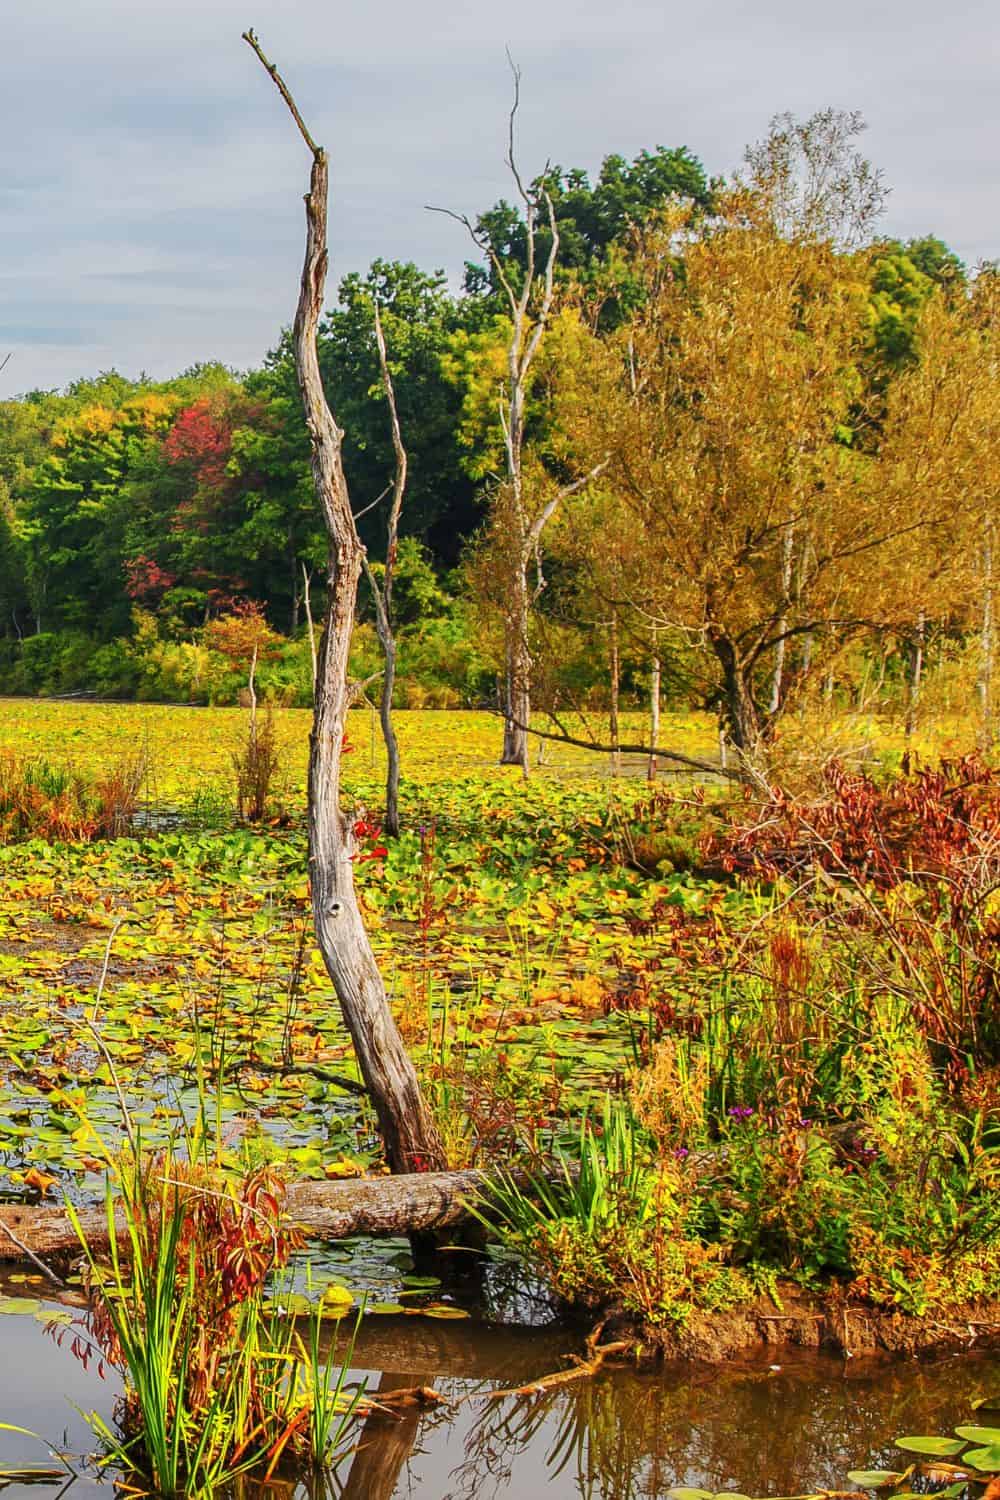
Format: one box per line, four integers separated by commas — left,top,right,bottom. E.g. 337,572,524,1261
67,1141,364,1494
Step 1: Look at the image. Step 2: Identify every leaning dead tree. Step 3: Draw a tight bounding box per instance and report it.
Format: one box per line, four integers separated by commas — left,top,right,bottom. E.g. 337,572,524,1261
243,30,445,1173
362,306,407,837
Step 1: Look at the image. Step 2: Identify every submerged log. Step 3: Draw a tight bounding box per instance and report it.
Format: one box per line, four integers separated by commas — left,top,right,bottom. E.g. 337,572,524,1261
0,1168,489,1263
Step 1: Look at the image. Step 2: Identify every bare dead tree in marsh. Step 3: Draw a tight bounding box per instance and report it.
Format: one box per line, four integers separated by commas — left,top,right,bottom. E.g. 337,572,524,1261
361,305,406,837
243,29,445,1173
429,60,605,776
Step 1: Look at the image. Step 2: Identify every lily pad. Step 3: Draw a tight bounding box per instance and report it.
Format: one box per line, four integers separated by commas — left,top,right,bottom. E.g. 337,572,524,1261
962,1446,1000,1475
847,1473,904,1488
955,1426,1000,1446
0,1296,42,1316
893,1437,965,1457
0,1469,67,1485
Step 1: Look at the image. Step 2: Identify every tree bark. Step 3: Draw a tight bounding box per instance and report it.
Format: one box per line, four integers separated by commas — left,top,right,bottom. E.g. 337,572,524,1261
0,1169,490,1262
769,522,795,715
290,545,300,635
363,304,407,837
708,628,761,765
245,31,445,1175
500,565,531,773
609,613,621,777
648,653,661,782
905,610,925,742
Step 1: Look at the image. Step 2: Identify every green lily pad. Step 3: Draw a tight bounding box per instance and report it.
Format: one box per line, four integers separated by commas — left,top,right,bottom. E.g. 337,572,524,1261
420,1304,470,1319
847,1472,904,1488
963,1446,1000,1474
0,1296,42,1316
894,1438,965,1457
955,1426,1000,1446
34,1308,73,1327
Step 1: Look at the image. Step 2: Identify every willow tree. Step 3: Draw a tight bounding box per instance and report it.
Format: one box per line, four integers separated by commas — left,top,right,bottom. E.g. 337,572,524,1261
243,31,445,1173
553,194,953,770
873,278,1000,742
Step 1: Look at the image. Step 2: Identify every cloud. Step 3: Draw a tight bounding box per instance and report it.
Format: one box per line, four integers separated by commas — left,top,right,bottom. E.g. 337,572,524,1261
1,0,997,394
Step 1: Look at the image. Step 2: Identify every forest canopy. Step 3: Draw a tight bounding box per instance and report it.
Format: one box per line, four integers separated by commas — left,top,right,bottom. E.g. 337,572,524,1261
0,115,993,762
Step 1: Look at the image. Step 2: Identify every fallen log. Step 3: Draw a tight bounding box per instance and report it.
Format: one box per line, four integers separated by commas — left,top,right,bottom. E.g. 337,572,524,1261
0,1169,490,1263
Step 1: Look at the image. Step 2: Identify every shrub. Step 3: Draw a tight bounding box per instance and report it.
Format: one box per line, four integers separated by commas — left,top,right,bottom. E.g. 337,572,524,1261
233,703,283,823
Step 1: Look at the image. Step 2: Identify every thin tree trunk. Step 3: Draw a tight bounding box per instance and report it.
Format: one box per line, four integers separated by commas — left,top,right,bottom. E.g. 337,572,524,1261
769,523,795,715
648,652,661,782
379,630,401,833
905,611,925,742
609,613,621,777
500,566,530,775
980,526,994,749
247,643,258,732
290,546,300,635
363,304,407,837
245,31,444,1175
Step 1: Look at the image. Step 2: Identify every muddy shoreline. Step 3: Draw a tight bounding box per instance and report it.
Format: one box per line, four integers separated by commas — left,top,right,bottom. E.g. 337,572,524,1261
607,1285,1000,1362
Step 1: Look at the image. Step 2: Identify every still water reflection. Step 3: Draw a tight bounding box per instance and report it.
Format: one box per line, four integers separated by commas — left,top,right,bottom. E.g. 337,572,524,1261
2,1307,998,1500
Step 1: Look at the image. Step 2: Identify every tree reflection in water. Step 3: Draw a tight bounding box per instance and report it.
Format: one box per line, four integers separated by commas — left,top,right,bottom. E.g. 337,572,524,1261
437,1353,1000,1500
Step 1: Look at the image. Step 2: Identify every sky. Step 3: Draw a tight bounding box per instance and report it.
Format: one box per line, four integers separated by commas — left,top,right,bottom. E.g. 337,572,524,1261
2,0,998,397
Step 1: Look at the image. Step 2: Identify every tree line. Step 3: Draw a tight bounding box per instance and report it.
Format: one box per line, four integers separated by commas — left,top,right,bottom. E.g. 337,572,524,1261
1,110,995,771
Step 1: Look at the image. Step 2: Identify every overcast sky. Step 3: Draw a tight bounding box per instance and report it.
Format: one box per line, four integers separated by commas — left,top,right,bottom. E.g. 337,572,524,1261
2,0,997,396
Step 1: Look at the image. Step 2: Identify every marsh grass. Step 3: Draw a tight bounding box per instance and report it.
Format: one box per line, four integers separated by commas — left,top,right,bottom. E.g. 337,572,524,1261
0,747,149,842
66,1130,364,1496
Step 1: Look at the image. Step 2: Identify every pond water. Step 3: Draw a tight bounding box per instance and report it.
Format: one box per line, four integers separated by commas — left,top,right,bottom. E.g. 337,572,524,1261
1,1289,998,1500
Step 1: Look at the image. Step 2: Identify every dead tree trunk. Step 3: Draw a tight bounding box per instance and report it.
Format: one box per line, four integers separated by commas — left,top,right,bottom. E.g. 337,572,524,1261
501,558,532,772
430,66,559,780
0,1168,518,1262
362,305,406,837
244,31,444,1174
